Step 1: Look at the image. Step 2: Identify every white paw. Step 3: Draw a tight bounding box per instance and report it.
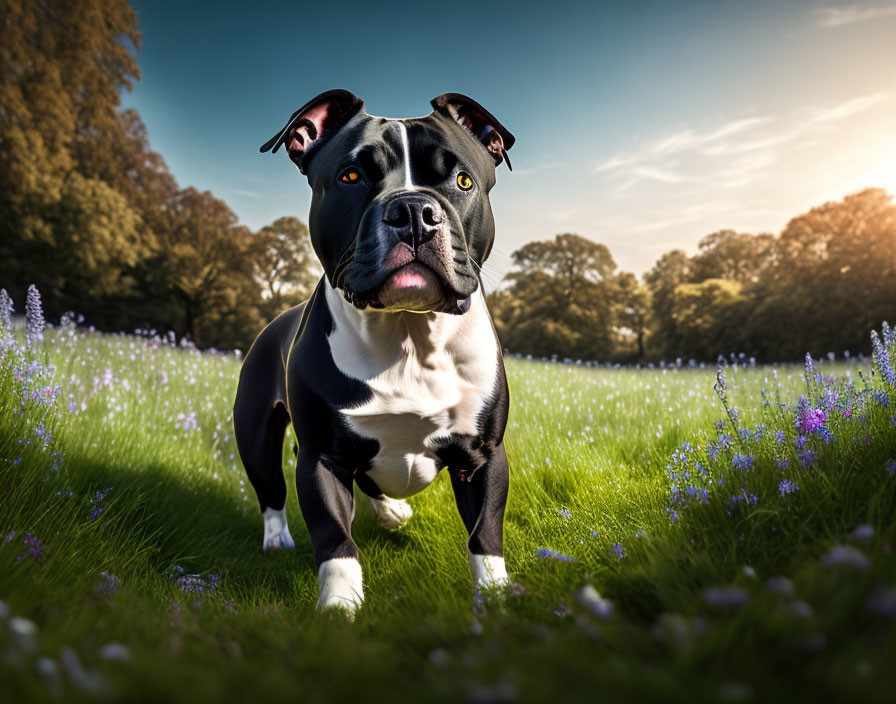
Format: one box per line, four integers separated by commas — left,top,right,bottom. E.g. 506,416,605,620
316,558,364,619
468,552,509,590
369,495,413,530
262,507,295,551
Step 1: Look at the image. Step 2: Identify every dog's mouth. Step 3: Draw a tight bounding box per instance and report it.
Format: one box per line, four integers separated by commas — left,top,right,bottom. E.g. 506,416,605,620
342,262,472,314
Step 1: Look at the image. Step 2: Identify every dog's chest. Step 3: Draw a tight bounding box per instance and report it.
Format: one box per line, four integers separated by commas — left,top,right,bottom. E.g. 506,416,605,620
327,293,497,498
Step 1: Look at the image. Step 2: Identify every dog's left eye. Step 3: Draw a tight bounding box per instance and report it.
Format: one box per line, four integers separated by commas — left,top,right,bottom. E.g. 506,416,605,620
340,169,362,184
456,172,473,190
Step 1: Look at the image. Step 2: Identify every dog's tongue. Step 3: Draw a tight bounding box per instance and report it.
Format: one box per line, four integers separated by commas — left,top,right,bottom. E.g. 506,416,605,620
378,263,444,311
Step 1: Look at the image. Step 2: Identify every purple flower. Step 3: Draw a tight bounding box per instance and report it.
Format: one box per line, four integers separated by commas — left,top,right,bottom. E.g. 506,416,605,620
871,329,896,386
558,508,572,519
17,532,44,561
778,480,799,496
822,545,870,571
732,453,754,471
703,586,749,610
612,543,626,559
796,398,826,434
535,548,576,562
25,285,45,347
97,572,121,597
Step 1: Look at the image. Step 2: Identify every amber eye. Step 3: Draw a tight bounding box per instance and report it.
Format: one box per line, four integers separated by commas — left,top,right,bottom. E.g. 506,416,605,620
340,169,362,184
456,172,473,190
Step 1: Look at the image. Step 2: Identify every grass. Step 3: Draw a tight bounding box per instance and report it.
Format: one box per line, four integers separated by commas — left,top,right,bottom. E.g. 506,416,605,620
2,305,896,702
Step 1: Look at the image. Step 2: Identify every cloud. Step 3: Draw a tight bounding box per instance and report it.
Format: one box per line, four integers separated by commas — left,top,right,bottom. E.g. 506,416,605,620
632,166,688,184
512,160,564,176
810,91,891,122
593,156,630,173
233,188,260,198
815,4,896,27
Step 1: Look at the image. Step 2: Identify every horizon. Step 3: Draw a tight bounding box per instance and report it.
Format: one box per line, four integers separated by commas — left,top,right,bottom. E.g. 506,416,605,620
123,0,896,277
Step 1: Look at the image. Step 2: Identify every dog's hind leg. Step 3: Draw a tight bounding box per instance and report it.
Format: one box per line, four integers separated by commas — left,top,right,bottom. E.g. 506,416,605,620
233,309,302,551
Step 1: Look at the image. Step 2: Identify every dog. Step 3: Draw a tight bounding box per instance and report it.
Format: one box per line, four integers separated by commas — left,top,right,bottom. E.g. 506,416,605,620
232,90,515,616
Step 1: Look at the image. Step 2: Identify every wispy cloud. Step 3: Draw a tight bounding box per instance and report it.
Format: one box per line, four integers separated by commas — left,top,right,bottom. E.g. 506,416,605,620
810,91,891,122
815,4,896,27
513,160,564,176
632,166,688,184
233,188,260,198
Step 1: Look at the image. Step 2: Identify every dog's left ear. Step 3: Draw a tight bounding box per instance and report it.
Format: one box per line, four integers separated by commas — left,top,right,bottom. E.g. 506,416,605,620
260,89,365,173
430,93,515,170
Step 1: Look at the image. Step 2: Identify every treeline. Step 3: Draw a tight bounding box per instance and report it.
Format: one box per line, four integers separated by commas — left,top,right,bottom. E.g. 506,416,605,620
489,187,896,362
0,0,318,351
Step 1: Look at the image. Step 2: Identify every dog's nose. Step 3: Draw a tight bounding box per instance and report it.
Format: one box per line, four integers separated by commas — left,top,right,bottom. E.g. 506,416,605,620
382,194,443,250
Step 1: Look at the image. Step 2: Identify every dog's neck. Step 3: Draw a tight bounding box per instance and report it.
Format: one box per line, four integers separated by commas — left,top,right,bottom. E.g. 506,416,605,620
324,282,490,379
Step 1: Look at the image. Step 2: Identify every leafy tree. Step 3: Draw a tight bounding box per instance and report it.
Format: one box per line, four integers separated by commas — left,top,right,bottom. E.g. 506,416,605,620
151,188,263,348
644,249,690,358
689,229,775,284
492,234,619,360
252,216,320,319
671,279,746,360
608,272,651,360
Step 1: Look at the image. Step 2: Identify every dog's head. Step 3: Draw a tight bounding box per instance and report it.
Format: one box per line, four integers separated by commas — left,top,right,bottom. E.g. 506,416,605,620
260,90,514,314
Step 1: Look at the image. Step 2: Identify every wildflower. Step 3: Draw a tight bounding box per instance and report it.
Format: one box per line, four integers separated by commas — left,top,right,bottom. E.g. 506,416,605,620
0,288,13,348
575,584,613,620
732,453,754,471
703,586,749,610
850,525,874,542
558,508,572,519
777,458,790,469
612,543,625,559
25,285,45,347
799,449,818,467
96,572,121,598
821,545,870,571
766,576,795,596
866,588,896,617
871,329,896,386
535,548,576,562
778,480,799,496
98,643,131,662
17,532,44,561
796,398,826,434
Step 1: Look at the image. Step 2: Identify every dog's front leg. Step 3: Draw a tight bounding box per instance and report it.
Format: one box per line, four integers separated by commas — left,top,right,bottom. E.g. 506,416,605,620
295,451,363,617
449,443,510,592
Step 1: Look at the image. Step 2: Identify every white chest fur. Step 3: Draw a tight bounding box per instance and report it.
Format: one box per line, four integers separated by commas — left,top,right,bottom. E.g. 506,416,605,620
325,284,498,498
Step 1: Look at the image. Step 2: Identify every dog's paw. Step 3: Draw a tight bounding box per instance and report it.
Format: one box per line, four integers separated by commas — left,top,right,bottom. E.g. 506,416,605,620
369,495,413,530
468,553,509,590
316,558,364,620
262,507,295,551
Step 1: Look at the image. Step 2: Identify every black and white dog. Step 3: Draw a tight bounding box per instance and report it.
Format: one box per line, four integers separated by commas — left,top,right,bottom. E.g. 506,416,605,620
233,90,515,616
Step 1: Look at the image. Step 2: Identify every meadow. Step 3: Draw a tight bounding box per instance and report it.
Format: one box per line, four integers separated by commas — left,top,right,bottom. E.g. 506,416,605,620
2,286,896,703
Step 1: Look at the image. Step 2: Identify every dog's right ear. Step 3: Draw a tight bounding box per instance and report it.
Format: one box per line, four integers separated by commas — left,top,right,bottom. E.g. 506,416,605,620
260,89,365,173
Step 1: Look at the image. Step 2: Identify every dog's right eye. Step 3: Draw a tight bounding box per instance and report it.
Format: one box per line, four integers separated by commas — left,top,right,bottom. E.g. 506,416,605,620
340,169,362,184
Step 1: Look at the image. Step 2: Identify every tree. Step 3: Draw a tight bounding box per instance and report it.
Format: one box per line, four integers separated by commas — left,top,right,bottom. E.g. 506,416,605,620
671,279,746,360
491,234,620,360
644,249,691,358
252,216,319,319
151,188,263,348
608,272,651,360
689,229,775,284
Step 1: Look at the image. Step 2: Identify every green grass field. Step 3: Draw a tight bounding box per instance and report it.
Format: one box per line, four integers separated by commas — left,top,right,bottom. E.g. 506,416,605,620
3,299,896,702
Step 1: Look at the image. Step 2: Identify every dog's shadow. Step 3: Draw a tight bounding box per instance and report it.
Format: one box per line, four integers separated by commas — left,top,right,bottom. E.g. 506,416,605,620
69,448,424,607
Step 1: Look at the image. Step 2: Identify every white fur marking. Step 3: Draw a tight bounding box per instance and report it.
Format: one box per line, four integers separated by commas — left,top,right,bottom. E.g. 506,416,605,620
317,557,364,617
262,506,295,551
325,284,499,498
396,121,415,190
468,552,509,589
369,495,414,529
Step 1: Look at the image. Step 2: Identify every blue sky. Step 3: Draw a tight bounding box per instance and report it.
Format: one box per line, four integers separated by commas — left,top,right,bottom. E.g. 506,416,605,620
124,0,896,276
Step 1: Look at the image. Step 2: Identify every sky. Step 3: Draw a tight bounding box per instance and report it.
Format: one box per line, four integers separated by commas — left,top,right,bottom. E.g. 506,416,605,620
123,0,896,278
